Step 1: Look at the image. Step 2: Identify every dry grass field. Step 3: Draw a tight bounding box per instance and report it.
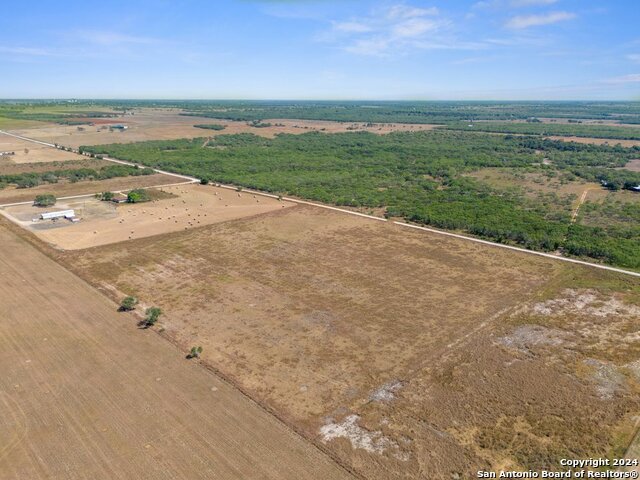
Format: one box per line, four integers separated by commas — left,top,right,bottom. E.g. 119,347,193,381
624,159,640,172
0,133,85,163
1,184,294,250
547,135,640,147
0,222,352,480
4,107,640,478
5,110,439,148
44,204,640,479
0,173,177,205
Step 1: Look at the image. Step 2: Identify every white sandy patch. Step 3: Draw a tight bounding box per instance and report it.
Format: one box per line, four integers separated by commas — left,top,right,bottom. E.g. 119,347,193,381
320,414,409,461
532,289,640,318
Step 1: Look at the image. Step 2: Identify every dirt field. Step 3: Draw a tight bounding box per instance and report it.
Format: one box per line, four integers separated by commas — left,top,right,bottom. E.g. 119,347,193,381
51,204,640,479
547,135,640,147
0,158,113,176
0,223,352,480
1,184,294,250
624,159,640,172
6,109,440,148
0,173,177,205
0,132,85,163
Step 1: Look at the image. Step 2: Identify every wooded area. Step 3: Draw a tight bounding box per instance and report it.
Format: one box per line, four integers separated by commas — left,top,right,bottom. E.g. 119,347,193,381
83,130,640,269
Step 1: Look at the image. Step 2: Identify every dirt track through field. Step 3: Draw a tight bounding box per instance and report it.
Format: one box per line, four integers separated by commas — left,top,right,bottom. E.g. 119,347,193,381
0,225,352,480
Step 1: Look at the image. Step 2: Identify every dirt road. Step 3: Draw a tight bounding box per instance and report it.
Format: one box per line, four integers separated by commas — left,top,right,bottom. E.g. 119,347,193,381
572,187,591,222
0,225,352,480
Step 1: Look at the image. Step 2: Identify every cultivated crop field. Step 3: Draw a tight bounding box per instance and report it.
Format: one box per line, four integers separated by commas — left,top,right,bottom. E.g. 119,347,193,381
47,203,640,480
1,184,294,249
0,222,352,480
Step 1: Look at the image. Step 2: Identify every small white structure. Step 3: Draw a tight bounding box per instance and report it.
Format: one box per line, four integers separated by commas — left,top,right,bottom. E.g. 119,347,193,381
40,210,75,221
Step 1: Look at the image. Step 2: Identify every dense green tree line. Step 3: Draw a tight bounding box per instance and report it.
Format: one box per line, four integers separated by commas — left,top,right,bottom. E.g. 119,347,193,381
4,100,640,126
447,122,640,140
82,130,640,269
193,124,226,130
0,165,153,189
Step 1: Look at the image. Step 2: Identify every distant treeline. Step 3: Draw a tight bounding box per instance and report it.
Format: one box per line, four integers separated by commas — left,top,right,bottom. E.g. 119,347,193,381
0,165,154,189
4,100,640,125
194,124,227,131
447,122,640,140
82,130,640,269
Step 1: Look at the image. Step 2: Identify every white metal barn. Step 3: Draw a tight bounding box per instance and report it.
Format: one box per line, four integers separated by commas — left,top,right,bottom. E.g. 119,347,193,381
40,210,75,220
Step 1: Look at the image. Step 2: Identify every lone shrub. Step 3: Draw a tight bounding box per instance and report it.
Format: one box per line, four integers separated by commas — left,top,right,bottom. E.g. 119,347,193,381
33,194,56,206
97,191,114,201
187,346,203,359
119,296,138,312
127,189,150,203
144,307,162,327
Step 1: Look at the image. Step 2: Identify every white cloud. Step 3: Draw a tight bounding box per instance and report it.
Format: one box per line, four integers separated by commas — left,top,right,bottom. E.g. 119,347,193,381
510,0,558,6
474,0,558,9
505,11,576,29
627,54,640,63
386,5,439,19
0,46,55,56
73,30,160,46
392,18,439,38
333,22,373,33
323,3,473,57
605,73,640,84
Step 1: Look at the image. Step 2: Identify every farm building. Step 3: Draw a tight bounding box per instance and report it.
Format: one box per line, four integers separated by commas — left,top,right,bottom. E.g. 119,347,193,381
40,210,75,221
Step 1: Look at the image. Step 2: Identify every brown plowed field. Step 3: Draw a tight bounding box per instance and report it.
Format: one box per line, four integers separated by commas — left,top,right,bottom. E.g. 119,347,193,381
0,224,352,480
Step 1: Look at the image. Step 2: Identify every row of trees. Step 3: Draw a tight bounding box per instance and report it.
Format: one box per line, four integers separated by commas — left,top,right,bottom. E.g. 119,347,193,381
0,165,154,190
118,296,202,358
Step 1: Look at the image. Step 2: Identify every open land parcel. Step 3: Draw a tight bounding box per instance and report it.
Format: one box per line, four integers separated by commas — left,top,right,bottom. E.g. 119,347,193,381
1,102,640,479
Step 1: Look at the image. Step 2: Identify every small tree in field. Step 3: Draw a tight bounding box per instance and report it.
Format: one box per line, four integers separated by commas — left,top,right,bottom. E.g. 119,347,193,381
97,191,114,201
119,296,138,311
33,194,56,207
127,189,150,203
143,307,162,327
187,346,203,359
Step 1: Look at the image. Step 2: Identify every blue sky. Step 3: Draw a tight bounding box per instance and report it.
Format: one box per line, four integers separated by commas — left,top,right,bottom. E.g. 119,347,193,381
0,0,639,100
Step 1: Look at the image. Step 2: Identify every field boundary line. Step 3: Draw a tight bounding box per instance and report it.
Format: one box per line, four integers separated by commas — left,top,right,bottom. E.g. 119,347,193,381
4,129,640,279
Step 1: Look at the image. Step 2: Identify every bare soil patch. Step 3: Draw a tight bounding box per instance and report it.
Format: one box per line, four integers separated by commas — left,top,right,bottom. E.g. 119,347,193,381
49,204,640,479
0,223,351,480
547,135,640,147
623,159,640,172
